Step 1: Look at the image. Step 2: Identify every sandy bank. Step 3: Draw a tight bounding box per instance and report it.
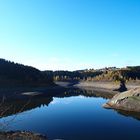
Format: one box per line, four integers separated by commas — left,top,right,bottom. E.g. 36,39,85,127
74,81,119,95
75,81,140,90
75,81,119,89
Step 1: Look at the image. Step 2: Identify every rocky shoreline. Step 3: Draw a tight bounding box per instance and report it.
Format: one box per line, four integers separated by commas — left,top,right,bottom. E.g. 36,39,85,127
75,81,140,90
103,87,140,112
73,81,140,112
0,131,47,140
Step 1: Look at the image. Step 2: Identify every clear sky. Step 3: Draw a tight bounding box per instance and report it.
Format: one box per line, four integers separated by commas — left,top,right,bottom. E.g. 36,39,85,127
0,0,140,71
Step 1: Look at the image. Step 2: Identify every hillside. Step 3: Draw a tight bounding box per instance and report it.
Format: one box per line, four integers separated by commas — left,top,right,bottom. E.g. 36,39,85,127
0,59,54,87
47,67,140,83
1,58,140,87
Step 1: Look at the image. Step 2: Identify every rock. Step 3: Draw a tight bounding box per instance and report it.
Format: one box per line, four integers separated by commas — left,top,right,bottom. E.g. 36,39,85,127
103,87,140,112
118,80,127,92
0,131,47,140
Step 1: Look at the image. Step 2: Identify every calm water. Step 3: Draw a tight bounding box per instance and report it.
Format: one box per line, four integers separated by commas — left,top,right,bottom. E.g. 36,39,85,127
1,89,140,140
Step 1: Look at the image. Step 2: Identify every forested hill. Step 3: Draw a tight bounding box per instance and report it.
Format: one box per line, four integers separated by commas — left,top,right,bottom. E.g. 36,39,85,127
0,59,54,87
49,67,140,82
1,58,140,87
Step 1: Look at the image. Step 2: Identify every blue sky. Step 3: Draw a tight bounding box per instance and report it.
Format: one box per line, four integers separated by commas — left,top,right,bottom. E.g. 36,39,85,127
0,0,140,71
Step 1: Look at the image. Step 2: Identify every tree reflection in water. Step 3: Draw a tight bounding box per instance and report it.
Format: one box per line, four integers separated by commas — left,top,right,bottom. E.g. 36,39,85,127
0,87,140,126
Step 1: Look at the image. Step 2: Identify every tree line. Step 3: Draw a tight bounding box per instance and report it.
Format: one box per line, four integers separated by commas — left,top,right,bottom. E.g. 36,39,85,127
45,67,140,82
0,58,140,87
0,59,54,87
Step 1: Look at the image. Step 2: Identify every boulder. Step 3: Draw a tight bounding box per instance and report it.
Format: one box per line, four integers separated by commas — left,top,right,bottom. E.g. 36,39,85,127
103,87,140,112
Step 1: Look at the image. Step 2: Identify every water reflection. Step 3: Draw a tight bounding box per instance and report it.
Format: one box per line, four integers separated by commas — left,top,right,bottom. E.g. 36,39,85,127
0,88,140,140
116,110,140,121
0,88,140,122
0,97,53,118
54,88,114,99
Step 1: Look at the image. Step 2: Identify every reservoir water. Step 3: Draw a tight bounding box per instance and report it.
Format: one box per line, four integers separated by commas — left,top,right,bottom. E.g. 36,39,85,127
0,88,140,140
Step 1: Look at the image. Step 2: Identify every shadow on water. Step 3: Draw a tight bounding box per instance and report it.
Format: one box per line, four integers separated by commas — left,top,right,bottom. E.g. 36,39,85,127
0,96,53,118
0,87,140,121
116,109,140,121
0,87,111,118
